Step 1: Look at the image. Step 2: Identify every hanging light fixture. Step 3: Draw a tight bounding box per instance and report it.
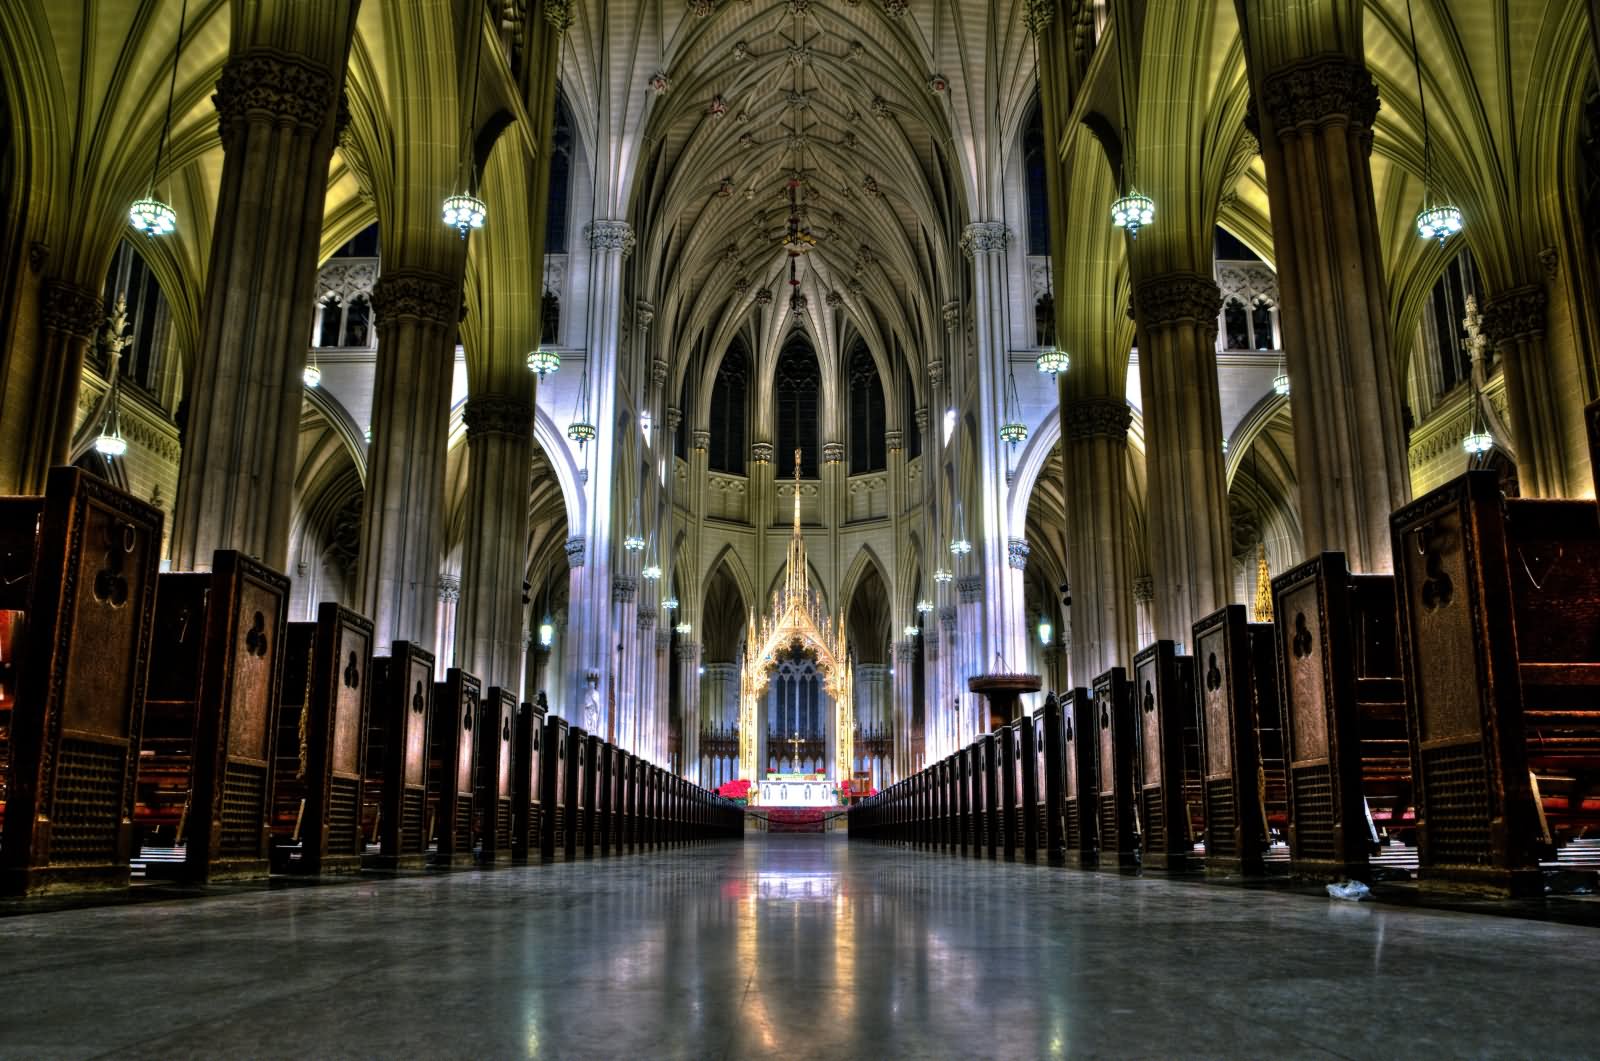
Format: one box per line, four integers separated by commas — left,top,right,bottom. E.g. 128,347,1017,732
916,598,934,614
93,296,133,457
623,495,646,553
1037,618,1053,647
662,595,679,611
568,367,596,445
303,349,323,388
1405,0,1462,243
527,347,560,377
641,532,662,577
904,625,920,638
1036,347,1070,375
129,0,189,236
1111,190,1155,238
538,615,555,648
1272,358,1290,397
949,502,972,556
933,568,953,585
675,621,692,635
443,2,489,237
1000,369,1028,446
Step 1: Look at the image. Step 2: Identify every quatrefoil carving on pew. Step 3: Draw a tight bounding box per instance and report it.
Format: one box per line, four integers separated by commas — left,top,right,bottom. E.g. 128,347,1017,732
91,521,135,608
1205,653,1222,692
1099,704,1109,729
343,651,361,688
411,681,425,714
244,612,269,658
463,701,474,731
502,716,511,742
1142,681,1155,714
1291,613,1313,660
1064,716,1073,742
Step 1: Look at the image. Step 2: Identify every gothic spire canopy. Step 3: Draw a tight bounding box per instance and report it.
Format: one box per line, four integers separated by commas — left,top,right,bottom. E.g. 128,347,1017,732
739,450,854,784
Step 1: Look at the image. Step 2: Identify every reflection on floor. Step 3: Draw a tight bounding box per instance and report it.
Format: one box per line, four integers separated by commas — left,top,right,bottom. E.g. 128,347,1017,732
4,834,1599,1058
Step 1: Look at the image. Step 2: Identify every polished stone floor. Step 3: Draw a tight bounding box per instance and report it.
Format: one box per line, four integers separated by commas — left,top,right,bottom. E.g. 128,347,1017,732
4,835,1599,1059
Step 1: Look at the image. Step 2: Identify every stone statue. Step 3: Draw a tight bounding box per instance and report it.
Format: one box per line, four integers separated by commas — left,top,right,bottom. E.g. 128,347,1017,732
582,671,602,733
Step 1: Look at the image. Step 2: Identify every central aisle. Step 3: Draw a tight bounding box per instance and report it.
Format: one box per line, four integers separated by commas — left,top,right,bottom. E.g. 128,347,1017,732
3,836,1597,1058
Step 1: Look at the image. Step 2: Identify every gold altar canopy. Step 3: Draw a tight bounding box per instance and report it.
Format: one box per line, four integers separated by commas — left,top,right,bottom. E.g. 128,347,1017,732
738,451,854,782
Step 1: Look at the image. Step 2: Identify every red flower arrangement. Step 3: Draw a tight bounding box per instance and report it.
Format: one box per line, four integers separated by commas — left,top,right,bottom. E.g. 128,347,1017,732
717,778,752,802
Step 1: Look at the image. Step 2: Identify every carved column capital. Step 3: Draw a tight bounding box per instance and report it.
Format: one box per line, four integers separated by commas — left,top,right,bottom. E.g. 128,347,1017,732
676,641,701,662
1007,537,1030,570
822,441,845,464
1482,285,1548,345
437,575,461,603
751,441,774,464
587,219,635,255
939,605,958,630
41,280,103,340
613,576,638,602
1134,272,1222,329
637,609,657,631
655,630,673,652
565,536,586,568
927,360,945,387
941,301,961,330
884,429,904,451
957,574,983,603
960,222,1010,257
913,406,929,432
635,300,655,329
213,49,340,141
692,428,711,451
462,394,534,440
371,269,460,327
651,358,669,386
1132,573,1155,604
1063,396,1133,441
664,406,682,432
1259,55,1380,141
896,641,919,664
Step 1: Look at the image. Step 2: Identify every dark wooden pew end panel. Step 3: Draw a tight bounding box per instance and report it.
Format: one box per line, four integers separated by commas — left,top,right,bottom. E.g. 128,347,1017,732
427,669,482,869
364,642,436,872
1134,641,1202,873
0,469,163,897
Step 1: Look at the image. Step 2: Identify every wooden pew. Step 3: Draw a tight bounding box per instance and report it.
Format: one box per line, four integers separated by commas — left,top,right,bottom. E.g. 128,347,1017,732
474,686,516,866
980,733,1001,859
1092,668,1139,868
1033,694,1068,866
596,741,616,856
954,746,972,856
583,733,602,857
1392,469,1600,895
138,552,289,881
365,641,435,870
1133,641,1200,872
270,603,372,876
1062,687,1099,868
1192,604,1287,876
428,668,480,868
562,725,587,859
937,756,953,851
1273,553,1411,882
539,713,568,860
615,748,633,854
627,753,644,851
0,468,163,896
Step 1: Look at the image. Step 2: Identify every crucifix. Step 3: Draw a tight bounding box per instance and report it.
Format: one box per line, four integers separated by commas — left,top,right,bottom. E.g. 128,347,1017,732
787,731,804,764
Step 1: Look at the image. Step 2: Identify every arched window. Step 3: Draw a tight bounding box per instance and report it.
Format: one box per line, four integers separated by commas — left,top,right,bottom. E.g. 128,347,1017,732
1035,292,1055,348
1425,250,1482,397
1223,299,1250,351
775,341,821,477
540,291,559,345
101,240,171,396
546,87,574,254
1250,299,1275,351
708,344,748,474
1023,96,1049,256
848,346,886,473
903,379,922,460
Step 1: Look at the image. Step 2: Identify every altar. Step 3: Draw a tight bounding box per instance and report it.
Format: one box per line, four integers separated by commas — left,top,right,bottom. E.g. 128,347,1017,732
757,774,837,807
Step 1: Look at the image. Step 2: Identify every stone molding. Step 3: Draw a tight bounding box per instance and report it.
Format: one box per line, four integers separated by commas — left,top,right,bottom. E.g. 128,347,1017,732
941,301,961,330
1007,537,1030,570
664,406,682,432
957,575,983,603
437,575,461,603
371,269,459,327
692,428,711,450
587,219,635,255
613,576,637,603
1259,55,1380,139
751,441,774,464
651,358,669,386
927,360,944,386
42,280,103,340
214,49,340,141
822,441,844,464
462,394,533,439
636,300,655,329
961,222,1010,257
1132,574,1154,603
565,536,585,568
1135,272,1222,330
637,609,657,631
913,406,928,432
1482,285,1547,344
1063,396,1133,441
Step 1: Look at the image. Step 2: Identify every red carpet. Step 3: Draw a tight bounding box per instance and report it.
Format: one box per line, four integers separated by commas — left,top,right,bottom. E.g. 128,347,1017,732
764,808,828,833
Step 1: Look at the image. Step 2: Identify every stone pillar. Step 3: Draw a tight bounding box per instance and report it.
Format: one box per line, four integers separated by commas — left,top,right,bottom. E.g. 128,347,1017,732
561,536,586,721
1483,286,1567,498
1061,396,1140,671
354,269,463,650
566,220,630,715
434,575,460,680
454,394,535,688
677,641,701,782
22,281,102,493
171,46,351,569
1132,575,1156,658
636,609,658,759
962,222,1030,670
1133,272,1232,642
611,574,638,747
894,640,918,782
1254,54,1409,570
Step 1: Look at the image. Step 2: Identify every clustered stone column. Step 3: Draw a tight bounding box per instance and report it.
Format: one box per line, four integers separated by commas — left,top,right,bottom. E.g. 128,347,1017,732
454,393,535,687
1133,272,1232,642
171,46,351,569
1253,54,1409,570
1483,286,1566,498
355,268,464,650
678,641,702,783
21,281,103,493
1061,396,1138,680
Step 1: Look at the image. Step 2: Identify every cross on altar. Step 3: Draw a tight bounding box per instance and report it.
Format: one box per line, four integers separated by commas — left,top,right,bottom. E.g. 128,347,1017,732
787,732,804,760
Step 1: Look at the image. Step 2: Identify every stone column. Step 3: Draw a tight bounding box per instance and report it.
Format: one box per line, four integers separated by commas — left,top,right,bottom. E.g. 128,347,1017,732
1254,55,1409,570
1061,396,1139,672
566,220,630,715
171,46,351,569
962,222,1030,670
354,269,463,650
1132,575,1156,658
636,609,658,759
561,537,587,722
611,574,638,747
894,640,918,782
654,630,672,769
1483,286,1568,498
21,281,102,493
1133,273,1232,642
454,394,535,688
677,641,701,781
434,575,460,680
